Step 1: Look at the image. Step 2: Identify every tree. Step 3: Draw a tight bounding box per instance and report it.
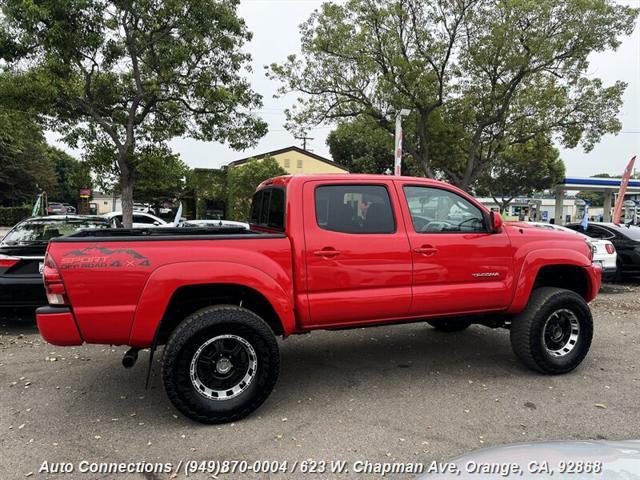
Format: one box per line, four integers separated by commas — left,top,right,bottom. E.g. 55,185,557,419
1,0,267,227
226,158,287,221
87,143,189,203
48,147,92,205
133,146,189,205
0,107,56,206
269,0,637,191
475,136,565,213
326,116,421,175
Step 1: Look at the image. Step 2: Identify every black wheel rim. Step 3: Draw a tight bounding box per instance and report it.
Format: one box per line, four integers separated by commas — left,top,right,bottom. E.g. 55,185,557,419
189,334,257,400
543,309,580,357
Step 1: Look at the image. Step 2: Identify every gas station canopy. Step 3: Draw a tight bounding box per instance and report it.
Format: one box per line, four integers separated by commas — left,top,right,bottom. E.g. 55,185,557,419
554,177,640,224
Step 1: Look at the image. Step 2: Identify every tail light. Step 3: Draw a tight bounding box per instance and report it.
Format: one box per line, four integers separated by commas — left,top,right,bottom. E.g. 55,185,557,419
605,244,615,254
0,254,20,269
585,239,596,261
43,253,69,305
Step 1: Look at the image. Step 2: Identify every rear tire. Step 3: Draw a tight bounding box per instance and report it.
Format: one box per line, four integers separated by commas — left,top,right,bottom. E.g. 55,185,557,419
427,318,471,332
162,305,279,424
510,287,593,374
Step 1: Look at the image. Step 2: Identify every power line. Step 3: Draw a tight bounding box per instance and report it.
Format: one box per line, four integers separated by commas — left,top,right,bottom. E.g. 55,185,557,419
294,134,314,150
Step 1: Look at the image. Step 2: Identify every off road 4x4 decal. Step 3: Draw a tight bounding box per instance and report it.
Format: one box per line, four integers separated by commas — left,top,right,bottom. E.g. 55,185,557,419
60,244,151,269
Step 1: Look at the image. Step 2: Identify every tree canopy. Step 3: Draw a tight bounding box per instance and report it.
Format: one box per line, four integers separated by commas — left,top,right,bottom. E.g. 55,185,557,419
269,0,637,191
475,136,565,212
0,0,267,226
226,158,287,221
326,116,421,175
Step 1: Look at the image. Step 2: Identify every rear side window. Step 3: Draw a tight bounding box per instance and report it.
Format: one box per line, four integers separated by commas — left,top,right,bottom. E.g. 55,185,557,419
315,184,395,234
250,187,285,231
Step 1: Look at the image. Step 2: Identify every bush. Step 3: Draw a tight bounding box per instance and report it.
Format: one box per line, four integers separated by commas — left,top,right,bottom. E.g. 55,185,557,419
0,206,32,226
227,158,287,222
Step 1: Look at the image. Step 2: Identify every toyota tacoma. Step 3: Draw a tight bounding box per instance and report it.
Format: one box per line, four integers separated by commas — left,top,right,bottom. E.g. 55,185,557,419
36,175,601,423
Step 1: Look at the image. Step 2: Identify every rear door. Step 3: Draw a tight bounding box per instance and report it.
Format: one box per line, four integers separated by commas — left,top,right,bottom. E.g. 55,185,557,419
302,180,412,327
398,183,514,316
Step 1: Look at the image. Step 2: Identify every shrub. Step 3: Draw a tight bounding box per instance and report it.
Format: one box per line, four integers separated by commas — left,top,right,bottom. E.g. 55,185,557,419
0,206,32,226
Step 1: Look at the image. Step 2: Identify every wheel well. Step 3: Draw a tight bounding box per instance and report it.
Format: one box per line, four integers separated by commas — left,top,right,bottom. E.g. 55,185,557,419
532,265,589,299
156,284,284,344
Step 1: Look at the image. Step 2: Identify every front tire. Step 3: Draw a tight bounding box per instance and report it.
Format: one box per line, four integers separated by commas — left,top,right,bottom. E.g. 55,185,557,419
162,305,279,424
510,287,593,374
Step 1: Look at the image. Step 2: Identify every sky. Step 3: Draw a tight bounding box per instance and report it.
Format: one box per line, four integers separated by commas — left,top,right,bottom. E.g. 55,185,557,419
48,0,640,178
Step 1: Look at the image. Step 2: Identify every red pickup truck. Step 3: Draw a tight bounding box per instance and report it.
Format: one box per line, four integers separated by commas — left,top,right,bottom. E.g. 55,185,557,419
36,175,601,423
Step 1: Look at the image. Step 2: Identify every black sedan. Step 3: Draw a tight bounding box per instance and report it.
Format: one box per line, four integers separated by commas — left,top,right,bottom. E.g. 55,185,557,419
0,215,111,310
566,222,640,279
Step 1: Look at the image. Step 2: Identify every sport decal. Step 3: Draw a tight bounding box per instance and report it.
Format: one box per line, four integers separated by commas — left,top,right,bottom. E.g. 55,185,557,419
60,244,151,269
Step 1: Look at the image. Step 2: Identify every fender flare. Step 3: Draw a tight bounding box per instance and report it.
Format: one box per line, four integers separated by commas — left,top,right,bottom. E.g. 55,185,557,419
508,248,594,314
128,261,295,346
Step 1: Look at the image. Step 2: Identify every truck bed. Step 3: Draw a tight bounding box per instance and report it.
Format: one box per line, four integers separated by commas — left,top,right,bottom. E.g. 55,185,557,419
60,226,280,241
46,227,293,346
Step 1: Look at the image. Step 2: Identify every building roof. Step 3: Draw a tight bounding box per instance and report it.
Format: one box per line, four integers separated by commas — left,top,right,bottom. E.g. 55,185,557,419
227,145,348,171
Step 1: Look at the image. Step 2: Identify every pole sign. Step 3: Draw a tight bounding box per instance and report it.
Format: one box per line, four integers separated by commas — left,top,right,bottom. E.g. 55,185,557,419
613,156,636,224
394,115,403,176
79,188,91,199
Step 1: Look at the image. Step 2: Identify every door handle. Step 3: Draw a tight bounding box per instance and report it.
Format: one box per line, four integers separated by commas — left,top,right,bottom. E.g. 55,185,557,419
313,248,341,258
414,245,438,256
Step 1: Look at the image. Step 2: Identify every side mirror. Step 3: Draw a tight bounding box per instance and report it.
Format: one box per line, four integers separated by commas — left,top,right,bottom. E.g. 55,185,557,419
490,211,503,233
153,221,161,226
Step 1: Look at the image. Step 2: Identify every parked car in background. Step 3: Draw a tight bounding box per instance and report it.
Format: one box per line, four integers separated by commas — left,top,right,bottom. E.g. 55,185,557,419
180,219,250,230
0,215,111,310
566,222,640,280
525,222,617,282
102,211,167,228
133,203,152,213
62,203,77,214
418,440,640,479
46,202,67,215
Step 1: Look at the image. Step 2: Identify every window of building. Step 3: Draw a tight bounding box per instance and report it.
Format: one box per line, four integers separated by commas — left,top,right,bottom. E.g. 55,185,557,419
297,159,303,169
403,186,486,233
283,158,290,168
315,185,395,234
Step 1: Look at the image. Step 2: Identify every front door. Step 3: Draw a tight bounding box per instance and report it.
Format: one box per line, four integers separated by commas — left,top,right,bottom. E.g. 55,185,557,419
398,183,514,316
302,180,412,327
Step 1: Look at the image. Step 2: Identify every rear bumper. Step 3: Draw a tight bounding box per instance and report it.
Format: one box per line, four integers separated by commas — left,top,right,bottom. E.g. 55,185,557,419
0,275,47,307
36,306,83,346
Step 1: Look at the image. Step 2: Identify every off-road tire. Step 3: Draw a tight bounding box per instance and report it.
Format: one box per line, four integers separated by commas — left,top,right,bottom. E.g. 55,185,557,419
427,318,472,332
162,305,279,424
510,287,593,374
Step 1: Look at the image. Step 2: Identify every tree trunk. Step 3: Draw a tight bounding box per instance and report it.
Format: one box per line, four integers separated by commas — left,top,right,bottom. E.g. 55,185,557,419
119,161,134,229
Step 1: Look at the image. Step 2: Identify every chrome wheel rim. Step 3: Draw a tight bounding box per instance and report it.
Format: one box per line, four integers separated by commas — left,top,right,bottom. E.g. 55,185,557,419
189,334,257,401
543,309,580,357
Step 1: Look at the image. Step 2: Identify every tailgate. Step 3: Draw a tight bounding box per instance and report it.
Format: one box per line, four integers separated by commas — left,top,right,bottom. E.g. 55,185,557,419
47,241,155,344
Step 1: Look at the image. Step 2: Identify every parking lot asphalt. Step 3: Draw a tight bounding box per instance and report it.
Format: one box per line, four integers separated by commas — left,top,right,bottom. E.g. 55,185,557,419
1,283,639,480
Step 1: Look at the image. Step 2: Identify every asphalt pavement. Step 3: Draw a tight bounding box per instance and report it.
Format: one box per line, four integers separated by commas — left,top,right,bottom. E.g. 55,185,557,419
1,283,639,479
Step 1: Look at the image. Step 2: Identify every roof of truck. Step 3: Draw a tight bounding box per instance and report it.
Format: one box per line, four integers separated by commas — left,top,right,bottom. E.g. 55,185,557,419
258,174,452,189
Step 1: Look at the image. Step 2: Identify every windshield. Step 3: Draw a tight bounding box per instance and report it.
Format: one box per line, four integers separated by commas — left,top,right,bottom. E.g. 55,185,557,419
2,219,110,245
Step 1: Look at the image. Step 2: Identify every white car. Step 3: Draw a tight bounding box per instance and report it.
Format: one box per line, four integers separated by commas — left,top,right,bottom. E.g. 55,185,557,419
102,211,167,228
180,219,249,230
526,222,617,282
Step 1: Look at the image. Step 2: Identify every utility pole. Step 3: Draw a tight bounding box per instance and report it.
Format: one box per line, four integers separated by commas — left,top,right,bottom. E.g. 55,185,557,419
295,134,314,151
394,109,411,176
